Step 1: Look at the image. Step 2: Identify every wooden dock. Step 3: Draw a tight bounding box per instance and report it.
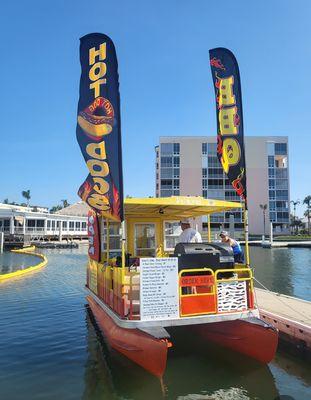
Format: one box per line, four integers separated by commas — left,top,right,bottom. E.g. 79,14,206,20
255,288,311,356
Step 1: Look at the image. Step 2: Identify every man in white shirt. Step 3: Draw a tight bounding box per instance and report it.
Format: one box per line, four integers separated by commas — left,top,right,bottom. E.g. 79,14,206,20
178,218,202,243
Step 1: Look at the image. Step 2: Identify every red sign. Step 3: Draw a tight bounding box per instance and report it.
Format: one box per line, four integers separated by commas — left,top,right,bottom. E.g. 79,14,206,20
180,275,214,287
87,210,100,261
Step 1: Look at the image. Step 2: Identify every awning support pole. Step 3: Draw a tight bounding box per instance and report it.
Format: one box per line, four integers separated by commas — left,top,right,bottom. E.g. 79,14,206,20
207,214,211,242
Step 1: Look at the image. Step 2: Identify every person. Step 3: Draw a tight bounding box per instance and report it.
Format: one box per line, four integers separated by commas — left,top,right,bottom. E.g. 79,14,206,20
219,230,244,263
178,219,202,243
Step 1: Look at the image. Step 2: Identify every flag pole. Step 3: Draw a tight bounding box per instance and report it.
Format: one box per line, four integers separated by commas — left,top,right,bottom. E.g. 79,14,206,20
243,201,250,267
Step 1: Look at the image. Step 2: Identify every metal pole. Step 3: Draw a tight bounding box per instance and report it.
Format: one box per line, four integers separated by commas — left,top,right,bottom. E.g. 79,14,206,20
263,210,266,240
121,220,126,284
106,218,109,263
243,203,250,267
0,232,4,253
207,214,211,242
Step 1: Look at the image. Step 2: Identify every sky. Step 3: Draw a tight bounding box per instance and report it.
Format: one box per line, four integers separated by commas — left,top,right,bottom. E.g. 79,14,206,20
0,0,310,217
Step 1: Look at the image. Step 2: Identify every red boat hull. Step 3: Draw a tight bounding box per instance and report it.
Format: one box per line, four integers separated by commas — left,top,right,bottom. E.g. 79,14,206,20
87,295,168,377
192,318,278,364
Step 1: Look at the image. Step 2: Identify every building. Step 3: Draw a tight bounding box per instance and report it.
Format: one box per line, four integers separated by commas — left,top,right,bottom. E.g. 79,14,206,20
155,136,290,236
0,202,88,241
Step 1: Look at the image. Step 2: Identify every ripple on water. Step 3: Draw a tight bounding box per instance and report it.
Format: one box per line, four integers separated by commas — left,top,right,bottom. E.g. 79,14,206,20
0,248,310,400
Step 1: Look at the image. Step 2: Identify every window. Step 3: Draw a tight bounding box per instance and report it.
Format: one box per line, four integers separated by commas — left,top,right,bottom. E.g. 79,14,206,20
173,168,180,178
134,223,156,257
161,189,173,197
202,189,208,198
173,157,180,167
202,143,207,155
268,168,275,178
69,221,74,230
275,179,288,189
208,143,217,155
276,169,287,179
161,179,173,188
27,219,36,227
276,190,288,200
269,212,276,222
37,220,44,228
208,168,223,177
269,190,276,200
173,143,180,154
76,221,81,230
202,168,207,178
62,221,67,229
82,222,87,230
56,221,60,228
161,168,173,179
160,143,173,155
267,142,275,156
161,156,172,168
269,179,275,189
268,156,275,168
173,179,179,189
101,221,121,255
47,220,51,229
52,220,56,229
164,221,182,251
275,143,287,155
208,179,223,189
269,201,276,211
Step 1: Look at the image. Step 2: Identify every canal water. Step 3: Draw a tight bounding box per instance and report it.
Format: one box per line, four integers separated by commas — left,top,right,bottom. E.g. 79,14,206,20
0,247,310,400
0,251,42,274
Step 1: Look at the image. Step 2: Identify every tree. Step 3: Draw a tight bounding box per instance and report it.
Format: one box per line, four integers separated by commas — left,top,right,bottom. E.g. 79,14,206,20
290,214,303,235
22,190,31,207
303,195,311,235
61,199,70,208
259,204,268,238
3,198,9,204
50,205,62,213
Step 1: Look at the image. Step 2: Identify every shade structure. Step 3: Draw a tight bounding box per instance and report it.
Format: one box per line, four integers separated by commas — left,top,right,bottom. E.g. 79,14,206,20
124,196,242,219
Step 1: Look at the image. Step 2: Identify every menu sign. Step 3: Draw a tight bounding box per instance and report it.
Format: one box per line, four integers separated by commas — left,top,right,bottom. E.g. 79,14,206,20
140,258,179,321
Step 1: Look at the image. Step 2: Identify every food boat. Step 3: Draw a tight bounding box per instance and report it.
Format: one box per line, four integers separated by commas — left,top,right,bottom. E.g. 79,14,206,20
85,196,278,377
75,34,278,377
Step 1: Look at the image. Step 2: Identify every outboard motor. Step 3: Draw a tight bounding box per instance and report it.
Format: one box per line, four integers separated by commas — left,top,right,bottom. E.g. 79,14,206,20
173,242,234,271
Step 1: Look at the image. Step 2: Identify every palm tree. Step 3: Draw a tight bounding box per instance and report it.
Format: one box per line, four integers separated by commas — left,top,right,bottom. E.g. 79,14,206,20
22,190,31,207
50,205,62,213
259,204,268,238
61,199,70,208
290,200,300,235
303,195,311,235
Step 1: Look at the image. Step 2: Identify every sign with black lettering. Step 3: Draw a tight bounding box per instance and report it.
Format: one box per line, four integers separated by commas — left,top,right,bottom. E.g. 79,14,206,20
140,258,179,321
76,33,124,222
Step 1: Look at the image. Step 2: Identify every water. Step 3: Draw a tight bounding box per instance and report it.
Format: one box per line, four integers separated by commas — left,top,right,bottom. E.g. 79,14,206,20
0,248,310,400
0,252,42,274
250,246,311,301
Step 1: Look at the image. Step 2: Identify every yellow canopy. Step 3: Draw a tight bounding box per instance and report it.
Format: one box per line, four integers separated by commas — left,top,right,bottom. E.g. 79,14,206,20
124,196,242,219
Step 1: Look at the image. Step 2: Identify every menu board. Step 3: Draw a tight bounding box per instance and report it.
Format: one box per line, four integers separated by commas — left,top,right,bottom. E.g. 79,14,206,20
140,258,179,321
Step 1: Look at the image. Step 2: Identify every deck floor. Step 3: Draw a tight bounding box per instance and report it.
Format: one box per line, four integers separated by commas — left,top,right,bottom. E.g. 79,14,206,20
255,288,311,326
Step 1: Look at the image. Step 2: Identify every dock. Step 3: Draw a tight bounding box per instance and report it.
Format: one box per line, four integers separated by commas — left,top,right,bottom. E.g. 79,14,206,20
255,288,311,356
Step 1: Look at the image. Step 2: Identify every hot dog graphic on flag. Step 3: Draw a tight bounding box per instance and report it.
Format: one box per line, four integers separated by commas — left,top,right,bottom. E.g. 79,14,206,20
76,33,124,222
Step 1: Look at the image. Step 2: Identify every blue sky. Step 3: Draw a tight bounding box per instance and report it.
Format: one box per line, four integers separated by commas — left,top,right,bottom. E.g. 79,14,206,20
0,0,310,216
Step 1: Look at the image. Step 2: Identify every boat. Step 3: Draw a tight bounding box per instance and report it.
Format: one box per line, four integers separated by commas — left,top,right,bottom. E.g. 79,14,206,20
75,34,278,378
85,196,278,377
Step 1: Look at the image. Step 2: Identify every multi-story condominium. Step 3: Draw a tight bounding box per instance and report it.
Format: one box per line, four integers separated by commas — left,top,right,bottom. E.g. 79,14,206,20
155,136,290,236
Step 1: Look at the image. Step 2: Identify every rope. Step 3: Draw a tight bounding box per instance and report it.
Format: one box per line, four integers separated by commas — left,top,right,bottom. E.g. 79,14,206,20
254,277,311,324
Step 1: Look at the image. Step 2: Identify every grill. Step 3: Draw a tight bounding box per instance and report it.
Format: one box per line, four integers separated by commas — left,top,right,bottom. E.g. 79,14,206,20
173,242,234,271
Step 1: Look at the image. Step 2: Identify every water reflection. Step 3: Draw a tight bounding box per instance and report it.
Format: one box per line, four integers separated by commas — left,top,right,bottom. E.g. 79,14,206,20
0,251,42,274
250,247,311,301
0,248,310,400
83,309,279,400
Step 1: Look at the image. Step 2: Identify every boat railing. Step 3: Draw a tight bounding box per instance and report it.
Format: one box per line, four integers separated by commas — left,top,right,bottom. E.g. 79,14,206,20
95,263,254,321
